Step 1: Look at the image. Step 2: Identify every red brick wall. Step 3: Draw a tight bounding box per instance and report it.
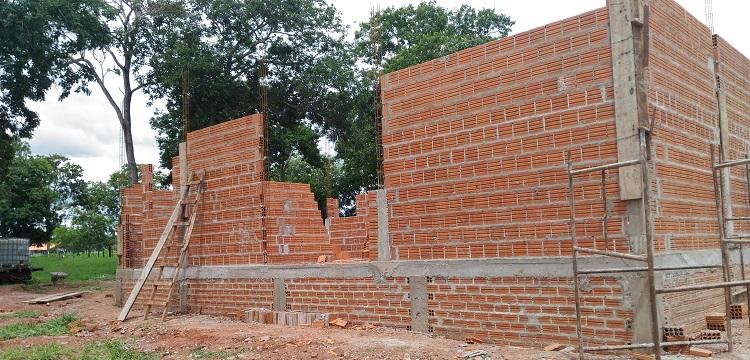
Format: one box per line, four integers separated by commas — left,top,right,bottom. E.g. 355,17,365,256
187,278,274,317
327,193,378,260
120,115,335,267
427,276,629,347
647,0,720,252
717,36,750,236
661,269,724,334
380,8,622,260
285,277,411,327
264,182,331,264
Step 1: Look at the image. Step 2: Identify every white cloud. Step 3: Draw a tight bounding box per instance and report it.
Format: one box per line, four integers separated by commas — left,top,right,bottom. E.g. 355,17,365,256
28,0,749,182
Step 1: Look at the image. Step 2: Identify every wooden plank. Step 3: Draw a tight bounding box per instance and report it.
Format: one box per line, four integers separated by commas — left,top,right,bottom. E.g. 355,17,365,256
24,291,83,304
117,188,188,321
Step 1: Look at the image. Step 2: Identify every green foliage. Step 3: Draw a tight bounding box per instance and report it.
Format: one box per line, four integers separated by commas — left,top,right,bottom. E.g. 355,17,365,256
0,0,111,166
0,313,77,340
0,141,86,243
355,1,513,73
146,0,354,174
30,254,116,283
0,343,67,360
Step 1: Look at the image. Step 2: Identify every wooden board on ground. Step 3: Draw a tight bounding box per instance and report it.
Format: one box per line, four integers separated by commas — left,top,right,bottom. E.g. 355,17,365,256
23,291,84,304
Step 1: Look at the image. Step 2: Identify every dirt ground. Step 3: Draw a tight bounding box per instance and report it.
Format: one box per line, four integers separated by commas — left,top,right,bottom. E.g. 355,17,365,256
0,282,749,359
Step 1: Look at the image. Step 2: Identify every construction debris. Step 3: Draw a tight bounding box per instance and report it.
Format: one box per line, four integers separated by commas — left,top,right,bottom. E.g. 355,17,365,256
460,350,490,360
330,318,348,328
688,347,713,357
542,343,565,351
23,291,83,304
665,335,689,354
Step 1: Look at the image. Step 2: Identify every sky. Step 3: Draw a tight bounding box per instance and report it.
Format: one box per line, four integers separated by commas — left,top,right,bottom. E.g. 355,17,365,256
28,0,749,182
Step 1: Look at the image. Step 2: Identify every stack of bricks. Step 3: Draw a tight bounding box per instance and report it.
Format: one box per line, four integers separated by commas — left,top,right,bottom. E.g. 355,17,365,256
730,303,747,319
380,6,625,260
706,312,727,331
327,193,378,260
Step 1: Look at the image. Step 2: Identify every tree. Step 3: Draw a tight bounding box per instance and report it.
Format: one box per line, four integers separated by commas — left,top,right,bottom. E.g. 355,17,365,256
0,141,86,243
146,0,354,178
354,1,514,73
63,0,157,185
0,0,110,174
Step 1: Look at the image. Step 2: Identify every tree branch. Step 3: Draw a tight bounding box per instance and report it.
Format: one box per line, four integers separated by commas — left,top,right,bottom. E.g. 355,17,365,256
73,56,125,125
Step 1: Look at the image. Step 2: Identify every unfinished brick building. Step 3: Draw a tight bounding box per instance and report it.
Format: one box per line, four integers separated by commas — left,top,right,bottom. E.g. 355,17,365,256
116,0,750,353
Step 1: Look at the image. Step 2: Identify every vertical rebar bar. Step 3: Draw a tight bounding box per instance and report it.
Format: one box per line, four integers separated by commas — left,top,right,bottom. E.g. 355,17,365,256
567,150,585,360
639,130,661,360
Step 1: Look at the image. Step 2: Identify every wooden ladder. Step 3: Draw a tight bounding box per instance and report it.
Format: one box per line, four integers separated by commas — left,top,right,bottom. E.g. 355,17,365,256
117,171,205,321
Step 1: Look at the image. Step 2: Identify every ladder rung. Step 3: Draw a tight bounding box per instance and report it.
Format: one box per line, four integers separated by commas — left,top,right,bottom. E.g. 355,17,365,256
573,246,647,261
145,299,167,307
174,222,189,226
151,280,172,287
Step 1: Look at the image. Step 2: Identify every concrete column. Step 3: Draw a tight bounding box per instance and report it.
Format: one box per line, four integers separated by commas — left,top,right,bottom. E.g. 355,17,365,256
273,278,286,311
178,281,189,313
409,276,429,333
608,0,647,200
376,189,391,261
627,273,663,345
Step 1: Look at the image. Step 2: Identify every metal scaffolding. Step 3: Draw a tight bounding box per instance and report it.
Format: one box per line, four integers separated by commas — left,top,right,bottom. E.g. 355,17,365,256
567,129,748,359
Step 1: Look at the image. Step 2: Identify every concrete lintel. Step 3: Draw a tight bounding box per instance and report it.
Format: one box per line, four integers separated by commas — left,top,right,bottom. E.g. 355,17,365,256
116,249,735,282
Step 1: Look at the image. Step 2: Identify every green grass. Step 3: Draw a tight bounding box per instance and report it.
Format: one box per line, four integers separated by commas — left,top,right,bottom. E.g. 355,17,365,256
0,343,67,360
0,313,77,340
0,340,155,360
29,254,116,284
188,347,244,359
77,340,157,360
0,310,41,320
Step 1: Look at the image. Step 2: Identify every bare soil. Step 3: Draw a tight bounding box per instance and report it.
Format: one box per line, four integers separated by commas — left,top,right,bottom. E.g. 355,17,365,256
0,282,748,359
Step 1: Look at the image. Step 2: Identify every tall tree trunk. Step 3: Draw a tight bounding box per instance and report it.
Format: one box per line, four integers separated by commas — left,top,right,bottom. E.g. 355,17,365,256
121,118,137,185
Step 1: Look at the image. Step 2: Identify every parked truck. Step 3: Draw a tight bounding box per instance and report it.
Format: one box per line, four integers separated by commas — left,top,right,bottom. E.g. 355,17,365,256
0,238,31,283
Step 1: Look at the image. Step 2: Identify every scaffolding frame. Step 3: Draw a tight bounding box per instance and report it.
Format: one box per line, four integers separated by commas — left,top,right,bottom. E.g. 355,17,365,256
711,145,750,332
567,129,748,359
